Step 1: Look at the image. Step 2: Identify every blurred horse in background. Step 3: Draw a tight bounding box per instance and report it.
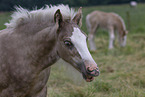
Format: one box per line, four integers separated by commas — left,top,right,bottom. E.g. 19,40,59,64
0,5,99,97
130,1,137,8
86,11,128,51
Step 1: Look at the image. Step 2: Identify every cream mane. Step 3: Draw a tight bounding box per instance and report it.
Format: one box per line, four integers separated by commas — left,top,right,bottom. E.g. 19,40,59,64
5,4,77,28
112,12,126,30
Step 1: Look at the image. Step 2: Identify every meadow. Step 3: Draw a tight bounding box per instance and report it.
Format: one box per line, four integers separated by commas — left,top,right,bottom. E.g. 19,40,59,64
0,4,145,97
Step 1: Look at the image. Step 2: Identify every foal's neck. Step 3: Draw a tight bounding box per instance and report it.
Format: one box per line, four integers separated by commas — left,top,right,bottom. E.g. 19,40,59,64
18,23,59,70
34,24,60,69
13,21,60,69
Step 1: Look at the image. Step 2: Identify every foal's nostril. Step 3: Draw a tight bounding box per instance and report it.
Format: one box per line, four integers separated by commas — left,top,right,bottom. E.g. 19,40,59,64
87,67,94,72
95,69,100,76
87,67,100,76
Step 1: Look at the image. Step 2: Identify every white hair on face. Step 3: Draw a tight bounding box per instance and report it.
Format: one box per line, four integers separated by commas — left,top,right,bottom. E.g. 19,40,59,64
70,27,96,64
5,4,77,28
122,35,127,46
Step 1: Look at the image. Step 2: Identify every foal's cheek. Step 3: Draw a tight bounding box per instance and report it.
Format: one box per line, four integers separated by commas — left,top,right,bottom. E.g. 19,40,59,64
59,46,70,57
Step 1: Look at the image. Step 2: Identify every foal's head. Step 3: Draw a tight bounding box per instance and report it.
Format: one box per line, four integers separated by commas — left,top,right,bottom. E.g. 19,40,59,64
120,30,128,47
54,8,99,82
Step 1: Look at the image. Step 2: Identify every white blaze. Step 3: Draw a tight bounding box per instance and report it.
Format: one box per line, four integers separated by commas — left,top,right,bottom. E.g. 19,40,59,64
70,27,96,64
122,35,127,47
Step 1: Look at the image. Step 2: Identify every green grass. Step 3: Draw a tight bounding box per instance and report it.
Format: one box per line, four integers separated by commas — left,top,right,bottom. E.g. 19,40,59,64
0,12,11,29
0,3,145,97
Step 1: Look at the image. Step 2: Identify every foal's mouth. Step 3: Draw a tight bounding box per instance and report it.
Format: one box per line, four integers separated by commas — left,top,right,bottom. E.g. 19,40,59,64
80,63,99,82
82,73,94,82
72,62,99,82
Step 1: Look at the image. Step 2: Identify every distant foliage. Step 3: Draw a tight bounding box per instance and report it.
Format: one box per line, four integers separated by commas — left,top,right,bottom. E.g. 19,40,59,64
0,0,142,11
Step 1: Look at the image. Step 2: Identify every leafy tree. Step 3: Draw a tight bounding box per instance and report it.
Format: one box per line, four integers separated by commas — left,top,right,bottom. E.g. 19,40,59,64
0,0,142,11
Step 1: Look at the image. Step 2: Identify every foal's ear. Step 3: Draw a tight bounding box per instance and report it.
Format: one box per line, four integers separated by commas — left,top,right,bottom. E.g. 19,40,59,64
72,7,82,27
54,9,63,27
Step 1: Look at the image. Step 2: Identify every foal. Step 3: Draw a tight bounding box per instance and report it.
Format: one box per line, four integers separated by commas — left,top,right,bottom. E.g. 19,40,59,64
86,10,128,51
0,5,99,97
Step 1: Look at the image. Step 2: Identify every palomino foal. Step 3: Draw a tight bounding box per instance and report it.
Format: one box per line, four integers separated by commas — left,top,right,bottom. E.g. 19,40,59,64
86,10,128,51
0,5,99,97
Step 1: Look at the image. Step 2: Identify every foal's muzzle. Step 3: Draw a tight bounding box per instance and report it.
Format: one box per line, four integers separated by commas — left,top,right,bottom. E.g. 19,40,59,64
81,64,100,82
86,67,100,77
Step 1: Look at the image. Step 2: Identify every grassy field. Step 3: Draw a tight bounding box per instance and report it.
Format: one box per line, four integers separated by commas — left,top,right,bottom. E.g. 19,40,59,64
0,4,145,97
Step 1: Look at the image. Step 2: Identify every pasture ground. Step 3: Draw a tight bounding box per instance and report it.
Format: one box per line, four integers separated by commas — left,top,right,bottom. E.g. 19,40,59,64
0,4,145,97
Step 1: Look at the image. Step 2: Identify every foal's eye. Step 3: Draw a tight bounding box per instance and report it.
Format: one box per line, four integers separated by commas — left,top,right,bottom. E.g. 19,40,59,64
64,41,73,47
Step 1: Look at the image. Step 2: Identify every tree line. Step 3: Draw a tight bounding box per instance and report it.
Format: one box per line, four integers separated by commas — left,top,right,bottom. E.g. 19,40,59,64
0,0,143,11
